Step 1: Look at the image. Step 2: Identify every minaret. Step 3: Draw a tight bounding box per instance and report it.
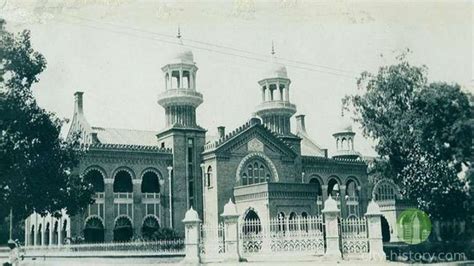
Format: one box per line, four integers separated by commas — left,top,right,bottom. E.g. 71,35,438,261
157,27,203,128
255,43,297,136
157,28,205,233
332,107,360,159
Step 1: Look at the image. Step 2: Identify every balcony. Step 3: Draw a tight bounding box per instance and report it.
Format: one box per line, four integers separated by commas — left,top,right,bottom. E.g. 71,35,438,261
157,89,203,107
142,193,161,203
255,100,297,116
113,192,133,203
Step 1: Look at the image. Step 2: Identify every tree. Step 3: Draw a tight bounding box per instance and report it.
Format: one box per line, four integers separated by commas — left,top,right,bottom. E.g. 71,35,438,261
0,19,93,225
344,52,472,219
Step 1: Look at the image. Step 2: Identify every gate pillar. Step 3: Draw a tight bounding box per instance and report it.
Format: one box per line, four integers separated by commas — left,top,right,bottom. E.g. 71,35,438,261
182,207,201,265
221,198,241,262
365,200,386,261
322,196,342,260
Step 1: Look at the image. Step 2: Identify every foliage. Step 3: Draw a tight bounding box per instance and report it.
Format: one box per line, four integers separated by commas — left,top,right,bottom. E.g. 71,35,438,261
344,51,472,219
151,227,182,241
0,18,93,223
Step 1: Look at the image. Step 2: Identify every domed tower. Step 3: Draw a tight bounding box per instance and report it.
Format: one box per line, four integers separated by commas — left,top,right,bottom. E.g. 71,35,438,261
255,44,297,136
157,28,205,232
158,28,203,128
332,109,361,159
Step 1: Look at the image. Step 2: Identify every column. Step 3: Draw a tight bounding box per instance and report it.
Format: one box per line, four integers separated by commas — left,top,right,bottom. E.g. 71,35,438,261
182,207,201,265
322,185,328,203
365,200,386,261
220,199,241,262
24,219,28,246
49,216,53,246
167,166,173,229
58,218,63,246
104,179,114,242
261,87,265,102
285,84,290,101
190,72,194,90
322,196,342,260
276,80,281,100
133,179,142,239
179,69,183,89
33,214,38,246
340,185,347,218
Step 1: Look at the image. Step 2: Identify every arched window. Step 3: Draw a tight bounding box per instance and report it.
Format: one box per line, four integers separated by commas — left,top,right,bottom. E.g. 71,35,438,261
241,160,271,186
142,216,160,240
341,138,347,150
328,179,340,198
309,177,322,196
84,169,105,193
182,70,190,88
84,217,104,243
373,179,399,201
277,212,286,232
114,216,133,242
243,210,261,235
289,212,297,231
171,70,180,89
114,170,133,193
37,224,42,246
207,166,212,188
141,171,160,193
346,180,358,197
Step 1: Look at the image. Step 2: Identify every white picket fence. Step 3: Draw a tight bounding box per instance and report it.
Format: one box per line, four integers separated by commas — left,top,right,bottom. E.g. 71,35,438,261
15,240,184,257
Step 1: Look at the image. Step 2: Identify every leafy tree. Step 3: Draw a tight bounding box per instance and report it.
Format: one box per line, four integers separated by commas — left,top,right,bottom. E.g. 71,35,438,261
344,52,472,219
0,19,93,227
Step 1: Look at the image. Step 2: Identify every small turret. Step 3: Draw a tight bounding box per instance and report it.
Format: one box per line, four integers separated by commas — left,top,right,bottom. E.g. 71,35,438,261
332,108,360,159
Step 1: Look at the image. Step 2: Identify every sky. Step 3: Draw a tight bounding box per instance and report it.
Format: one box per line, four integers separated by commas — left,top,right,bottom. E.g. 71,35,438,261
1,0,473,157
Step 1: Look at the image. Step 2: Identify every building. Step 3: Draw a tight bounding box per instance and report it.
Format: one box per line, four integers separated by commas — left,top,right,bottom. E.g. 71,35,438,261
24,37,403,245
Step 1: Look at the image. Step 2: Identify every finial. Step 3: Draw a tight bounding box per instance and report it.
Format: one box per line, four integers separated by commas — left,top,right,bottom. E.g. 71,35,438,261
177,26,182,39
341,104,344,117
271,41,275,55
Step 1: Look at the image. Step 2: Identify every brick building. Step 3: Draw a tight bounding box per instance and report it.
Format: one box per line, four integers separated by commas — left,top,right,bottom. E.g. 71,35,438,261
24,42,402,245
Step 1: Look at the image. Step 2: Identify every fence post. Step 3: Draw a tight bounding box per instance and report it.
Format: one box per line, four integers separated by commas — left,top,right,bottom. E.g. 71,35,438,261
221,198,241,262
322,196,342,260
182,207,201,265
365,200,386,261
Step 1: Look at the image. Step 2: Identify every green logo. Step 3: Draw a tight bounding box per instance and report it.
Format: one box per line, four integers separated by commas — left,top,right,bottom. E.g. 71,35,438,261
397,208,431,244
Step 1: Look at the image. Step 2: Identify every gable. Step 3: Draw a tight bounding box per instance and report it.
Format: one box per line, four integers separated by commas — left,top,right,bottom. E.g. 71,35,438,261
205,124,298,159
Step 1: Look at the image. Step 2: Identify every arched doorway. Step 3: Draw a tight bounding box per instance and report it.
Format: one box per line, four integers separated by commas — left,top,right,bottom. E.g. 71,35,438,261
84,216,105,243
142,216,160,240
242,210,261,235
29,225,35,246
52,221,58,245
37,224,42,245
381,216,391,242
114,216,133,242
44,223,50,245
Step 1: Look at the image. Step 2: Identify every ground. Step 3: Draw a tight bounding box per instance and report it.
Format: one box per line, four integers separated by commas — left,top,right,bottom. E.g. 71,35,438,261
7,257,473,266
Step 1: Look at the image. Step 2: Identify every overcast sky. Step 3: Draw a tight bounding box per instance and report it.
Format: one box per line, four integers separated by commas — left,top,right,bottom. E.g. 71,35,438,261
1,0,472,157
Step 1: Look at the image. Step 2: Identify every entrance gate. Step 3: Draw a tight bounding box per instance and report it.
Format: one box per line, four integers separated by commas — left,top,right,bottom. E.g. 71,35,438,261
239,215,325,259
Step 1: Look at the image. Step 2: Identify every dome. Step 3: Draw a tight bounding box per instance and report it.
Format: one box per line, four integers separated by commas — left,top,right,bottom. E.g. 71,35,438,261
167,45,194,64
336,116,353,133
263,61,288,79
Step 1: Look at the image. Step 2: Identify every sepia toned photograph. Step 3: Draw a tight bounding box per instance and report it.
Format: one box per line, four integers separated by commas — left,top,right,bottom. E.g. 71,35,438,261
0,1,472,265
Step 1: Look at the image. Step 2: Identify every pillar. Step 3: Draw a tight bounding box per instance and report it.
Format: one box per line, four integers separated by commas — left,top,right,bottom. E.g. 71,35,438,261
365,200,386,261
133,179,142,239
322,196,341,260
104,179,114,242
340,185,347,218
182,207,201,265
49,217,53,246
24,219,28,246
261,87,266,102
220,199,241,262
58,218,63,246
285,84,289,101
